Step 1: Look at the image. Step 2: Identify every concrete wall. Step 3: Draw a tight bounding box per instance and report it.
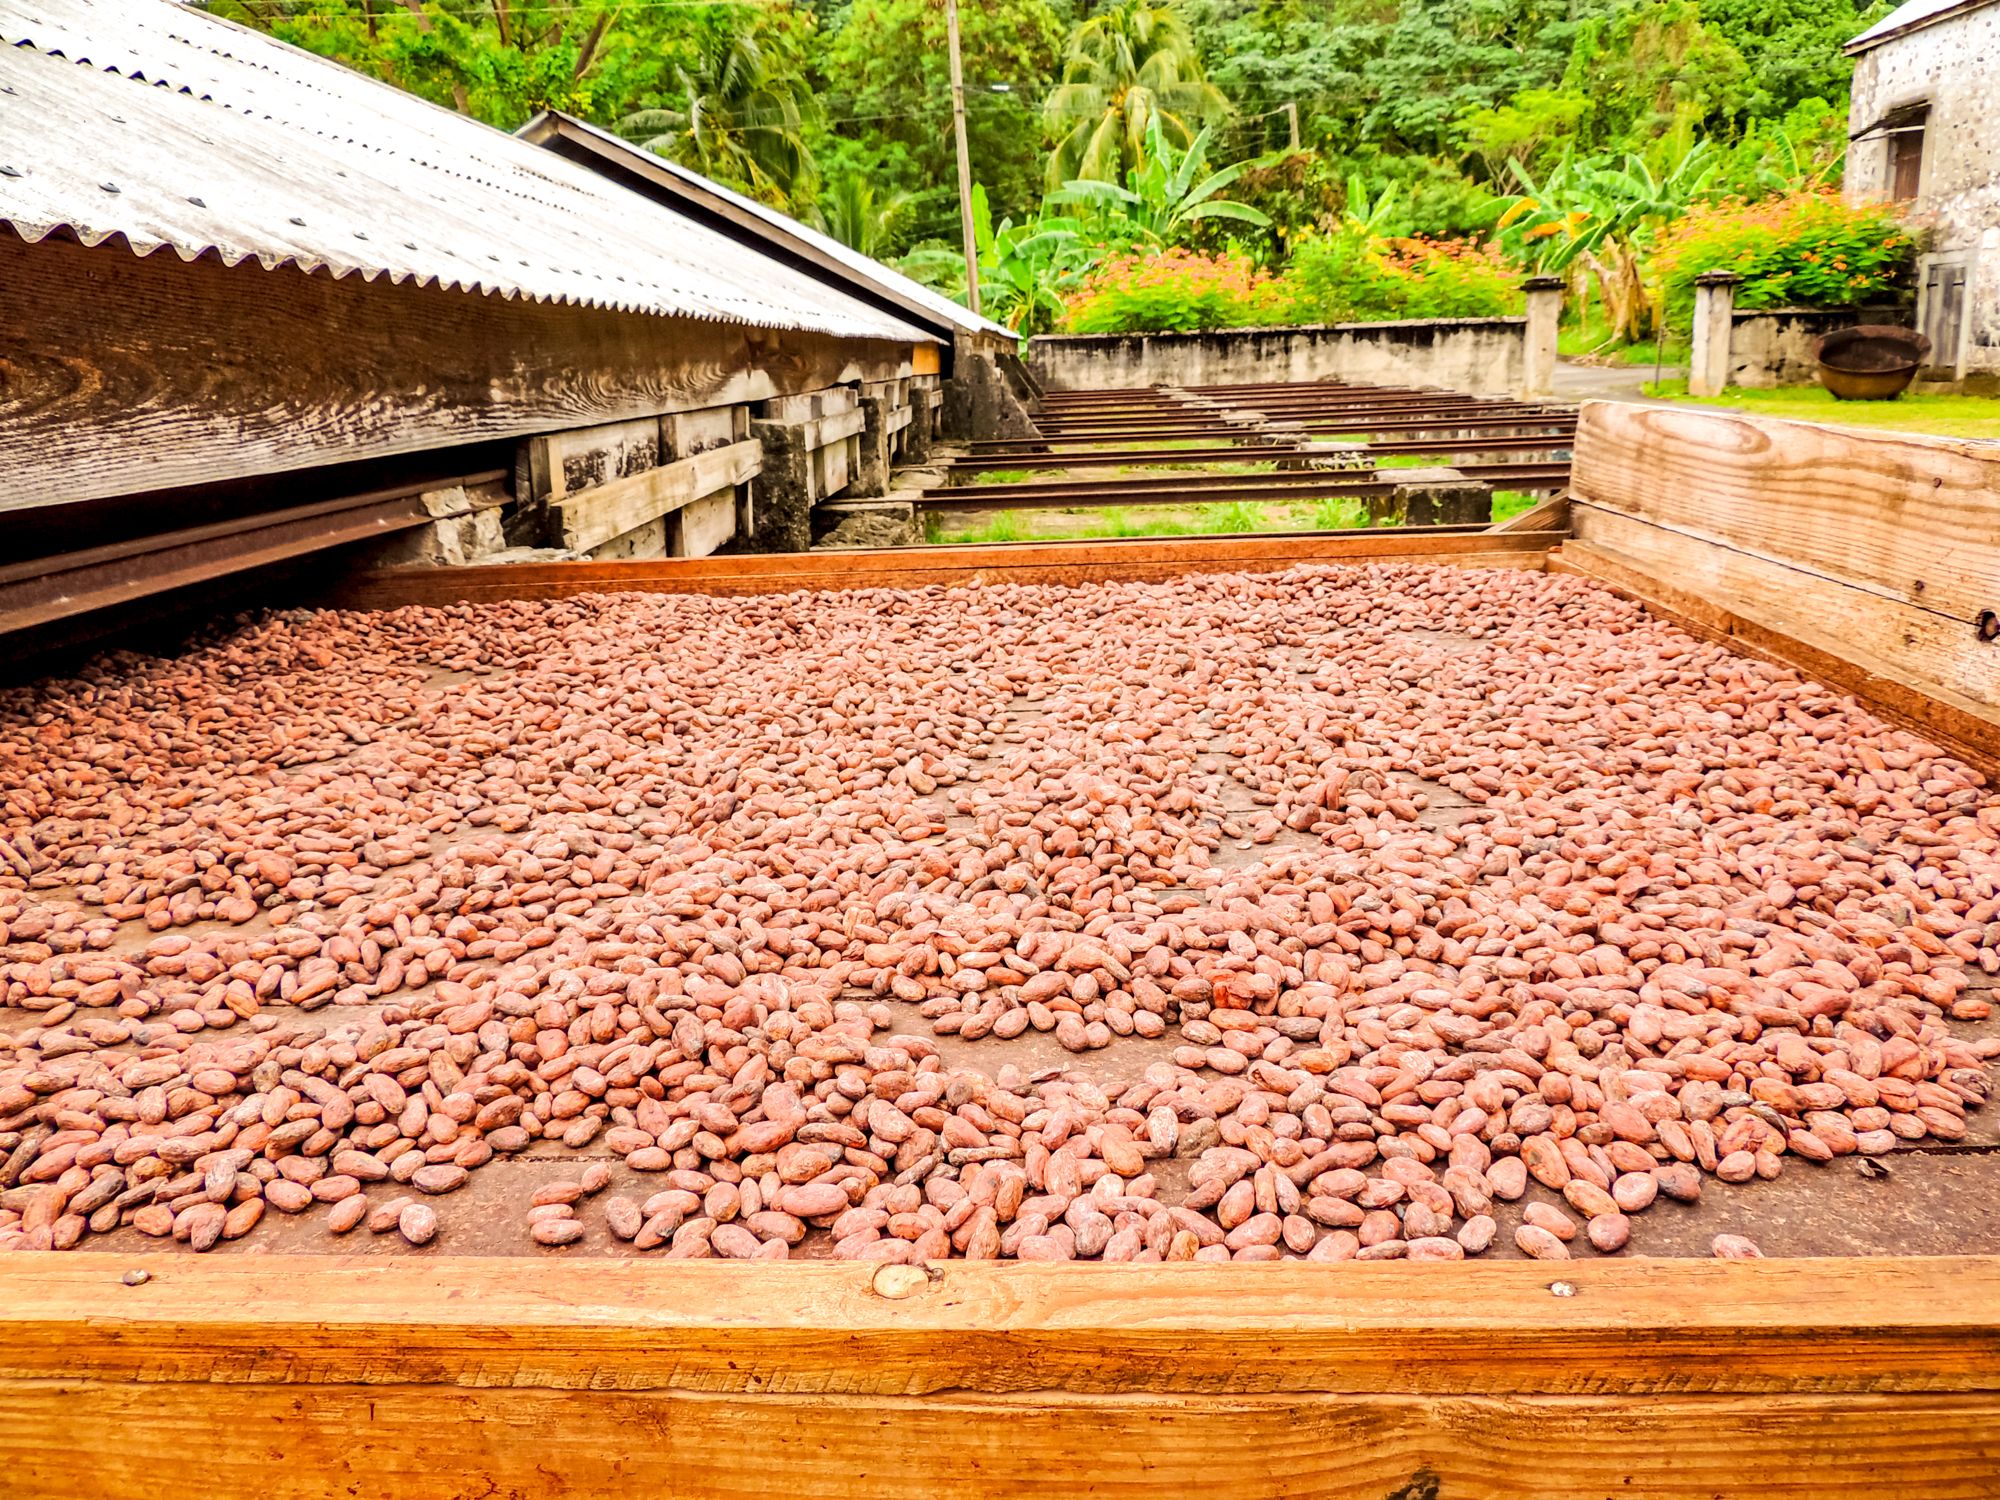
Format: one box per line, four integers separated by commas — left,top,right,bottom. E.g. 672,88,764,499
1847,2,2000,379
1726,305,1912,387
1028,318,1528,398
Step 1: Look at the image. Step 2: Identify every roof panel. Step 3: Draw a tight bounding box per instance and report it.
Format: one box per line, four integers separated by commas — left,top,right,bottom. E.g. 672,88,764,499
0,0,933,342
1847,0,1998,51
525,112,1016,343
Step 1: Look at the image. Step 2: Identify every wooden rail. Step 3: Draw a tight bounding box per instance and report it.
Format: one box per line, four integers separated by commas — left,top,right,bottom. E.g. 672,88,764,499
329,528,1564,610
2,1257,1996,1498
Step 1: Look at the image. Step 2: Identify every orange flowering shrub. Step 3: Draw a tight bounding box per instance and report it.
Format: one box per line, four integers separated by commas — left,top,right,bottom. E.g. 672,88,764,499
1653,191,1915,318
1061,235,1519,334
1063,248,1283,334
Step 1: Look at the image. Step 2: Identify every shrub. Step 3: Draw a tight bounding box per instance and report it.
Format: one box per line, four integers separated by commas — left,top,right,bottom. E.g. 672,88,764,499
1277,229,1519,324
1653,191,1916,319
1381,236,1521,318
1062,248,1280,333
1060,232,1519,334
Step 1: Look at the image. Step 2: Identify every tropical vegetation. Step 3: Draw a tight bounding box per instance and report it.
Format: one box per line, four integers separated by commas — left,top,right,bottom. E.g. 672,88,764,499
206,0,1917,346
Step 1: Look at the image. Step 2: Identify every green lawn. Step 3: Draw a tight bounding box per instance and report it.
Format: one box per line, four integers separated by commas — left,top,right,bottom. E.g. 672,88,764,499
1644,380,2000,440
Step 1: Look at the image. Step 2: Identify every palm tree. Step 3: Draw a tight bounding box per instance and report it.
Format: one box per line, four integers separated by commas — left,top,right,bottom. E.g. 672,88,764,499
1042,0,1229,189
817,176,910,260
616,21,818,206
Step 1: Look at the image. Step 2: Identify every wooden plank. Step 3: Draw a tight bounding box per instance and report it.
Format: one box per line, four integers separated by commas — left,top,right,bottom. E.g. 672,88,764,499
551,438,762,553
1570,401,2000,629
1566,503,2000,734
800,405,869,449
5,1383,1993,1500
327,530,1564,610
662,406,740,460
2,1256,1995,1397
1488,492,1570,534
527,416,662,502
0,1258,1995,1499
1555,534,2000,779
0,236,913,510
675,490,737,558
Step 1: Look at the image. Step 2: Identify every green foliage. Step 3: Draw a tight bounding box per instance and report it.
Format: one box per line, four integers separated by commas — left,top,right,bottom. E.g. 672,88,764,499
817,175,910,258
1046,119,1273,248
1494,143,1722,340
1652,191,1916,318
1064,248,1278,333
900,185,1086,334
1280,228,1517,323
1699,0,1890,118
822,0,1066,233
1044,0,1231,187
615,11,819,207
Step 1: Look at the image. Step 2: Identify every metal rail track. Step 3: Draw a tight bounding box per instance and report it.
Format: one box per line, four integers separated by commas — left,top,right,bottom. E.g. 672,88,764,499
919,462,1573,513
946,434,1575,474
0,473,502,637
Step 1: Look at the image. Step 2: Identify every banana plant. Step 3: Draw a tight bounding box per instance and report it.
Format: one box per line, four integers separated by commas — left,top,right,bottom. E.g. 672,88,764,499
1494,143,1720,343
1045,117,1271,248
898,186,1086,335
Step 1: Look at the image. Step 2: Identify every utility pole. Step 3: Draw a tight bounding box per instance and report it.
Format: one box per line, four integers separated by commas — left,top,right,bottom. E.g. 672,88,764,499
945,0,982,316
1283,101,1299,152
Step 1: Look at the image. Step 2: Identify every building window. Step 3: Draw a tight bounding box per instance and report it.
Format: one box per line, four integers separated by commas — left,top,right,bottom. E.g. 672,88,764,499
1888,123,1925,202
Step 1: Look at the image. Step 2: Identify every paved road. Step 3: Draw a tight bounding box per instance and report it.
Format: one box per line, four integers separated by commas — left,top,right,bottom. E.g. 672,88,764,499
1553,359,1685,404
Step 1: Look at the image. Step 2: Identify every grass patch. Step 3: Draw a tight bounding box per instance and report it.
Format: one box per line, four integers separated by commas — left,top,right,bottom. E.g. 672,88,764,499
1558,303,1690,367
1644,380,2000,440
927,484,1555,545
965,468,1038,486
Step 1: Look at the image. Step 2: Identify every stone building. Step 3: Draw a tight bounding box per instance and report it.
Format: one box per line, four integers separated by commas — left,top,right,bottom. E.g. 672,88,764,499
1846,0,2000,385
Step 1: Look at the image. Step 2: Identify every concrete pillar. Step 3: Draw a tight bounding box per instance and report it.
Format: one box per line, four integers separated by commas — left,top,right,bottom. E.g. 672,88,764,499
1689,272,1740,398
746,421,815,552
852,394,893,497
942,337,1038,441
902,391,935,465
1521,276,1563,399
1390,466,1493,527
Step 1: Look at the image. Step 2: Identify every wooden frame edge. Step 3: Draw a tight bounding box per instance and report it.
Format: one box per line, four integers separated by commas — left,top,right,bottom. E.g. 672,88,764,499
8,1255,1998,1498
1554,539,2000,782
325,529,1564,610
7,1254,1997,1394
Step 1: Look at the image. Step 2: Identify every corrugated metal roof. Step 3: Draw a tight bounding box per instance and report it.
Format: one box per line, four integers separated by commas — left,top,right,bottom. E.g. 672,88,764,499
523,111,1017,344
0,0,933,342
1847,0,1999,51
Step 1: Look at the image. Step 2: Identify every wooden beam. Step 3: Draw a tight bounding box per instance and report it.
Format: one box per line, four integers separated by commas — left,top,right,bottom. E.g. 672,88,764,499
1554,536,2000,780
1568,401,2000,716
327,529,1564,610
0,236,916,511
1570,401,2000,629
0,1257,1994,1498
1487,491,1570,534
551,437,762,552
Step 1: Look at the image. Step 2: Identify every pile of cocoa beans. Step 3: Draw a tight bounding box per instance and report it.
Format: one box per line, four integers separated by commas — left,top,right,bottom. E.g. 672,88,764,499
0,564,1994,1261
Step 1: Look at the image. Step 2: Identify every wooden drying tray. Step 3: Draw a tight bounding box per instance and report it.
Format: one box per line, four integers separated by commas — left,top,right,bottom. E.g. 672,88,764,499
3,1256,1996,1498
16,417,1991,1497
